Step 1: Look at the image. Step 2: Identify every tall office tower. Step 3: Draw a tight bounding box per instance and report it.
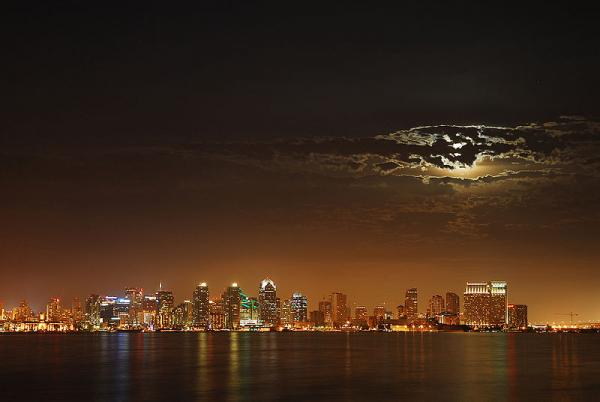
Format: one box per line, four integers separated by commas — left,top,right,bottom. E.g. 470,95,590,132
85,294,101,327
318,300,333,327
397,305,405,319
222,283,241,330
209,299,225,330
355,305,368,324
14,300,34,322
428,295,445,317
464,282,490,325
258,278,278,326
125,287,143,326
310,310,325,326
489,281,508,326
0,300,4,321
445,292,460,314
373,305,386,322
464,281,508,326
240,292,260,325
404,288,418,323
71,297,84,324
508,304,528,330
280,298,293,326
46,297,62,322
142,295,158,327
330,292,348,327
156,285,175,329
173,300,193,328
192,283,210,328
290,292,308,323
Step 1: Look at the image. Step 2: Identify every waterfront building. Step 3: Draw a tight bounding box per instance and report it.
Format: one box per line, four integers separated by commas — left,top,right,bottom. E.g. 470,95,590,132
142,295,158,327
397,304,405,319
318,299,333,327
428,295,445,318
309,310,325,326
240,293,260,327
463,281,508,326
125,287,143,326
404,288,418,323
508,304,528,330
355,305,368,325
291,292,308,323
223,283,241,330
445,292,460,315
209,299,225,330
46,297,62,322
13,300,34,322
258,278,278,327
280,298,292,327
192,283,210,328
85,295,101,327
156,285,175,329
330,292,348,327
373,305,385,322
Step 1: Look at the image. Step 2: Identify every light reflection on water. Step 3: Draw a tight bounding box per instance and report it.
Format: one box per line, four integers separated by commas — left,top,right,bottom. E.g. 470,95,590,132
0,332,598,401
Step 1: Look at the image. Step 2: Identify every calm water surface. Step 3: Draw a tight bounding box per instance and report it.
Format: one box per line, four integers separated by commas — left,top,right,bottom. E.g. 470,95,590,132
1,332,599,401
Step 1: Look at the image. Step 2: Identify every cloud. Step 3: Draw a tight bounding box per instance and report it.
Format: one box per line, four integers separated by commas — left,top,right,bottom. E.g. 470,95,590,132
180,117,600,181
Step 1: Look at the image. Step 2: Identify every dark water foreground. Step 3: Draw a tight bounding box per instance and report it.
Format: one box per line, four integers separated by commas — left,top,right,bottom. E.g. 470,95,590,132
1,332,599,401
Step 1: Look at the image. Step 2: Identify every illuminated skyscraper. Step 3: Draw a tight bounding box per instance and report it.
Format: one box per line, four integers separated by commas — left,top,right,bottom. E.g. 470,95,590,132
258,278,278,327
318,299,332,327
396,305,405,319
508,304,527,330
463,281,508,326
445,292,460,314
142,295,158,327
355,305,368,325
46,297,62,322
173,300,193,328
489,281,508,325
209,299,225,330
125,287,143,326
71,297,84,325
192,283,210,328
290,292,308,323
85,294,101,327
310,310,325,326
13,300,34,322
240,293,260,327
427,295,445,318
373,305,385,322
280,298,292,327
330,292,348,327
404,288,418,323
223,283,241,330
156,285,175,329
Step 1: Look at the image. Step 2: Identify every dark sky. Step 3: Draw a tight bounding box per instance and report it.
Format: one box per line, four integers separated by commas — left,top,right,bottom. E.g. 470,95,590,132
2,2,600,322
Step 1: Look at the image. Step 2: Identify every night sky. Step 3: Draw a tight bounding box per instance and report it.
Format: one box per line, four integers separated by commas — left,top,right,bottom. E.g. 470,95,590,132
2,2,600,322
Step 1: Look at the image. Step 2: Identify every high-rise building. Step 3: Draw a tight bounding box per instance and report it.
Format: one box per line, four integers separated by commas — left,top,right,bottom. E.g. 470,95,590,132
13,300,34,322
396,305,405,319
404,288,418,323
463,281,508,326
508,304,528,330
156,285,175,329
125,287,143,326
85,295,101,327
427,295,445,318
223,283,241,330
280,298,292,327
46,297,62,322
71,297,84,324
209,299,225,330
445,292,460,314
330,292,348,327
142,295,158,327
258,278,278,327
373,305,386,322
290,292,308,323
192,283,210,328
309,310,325,326
173,300,193,328
318,300,333,327
355,306,368,325
240,293,260,326
489,281,508,325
